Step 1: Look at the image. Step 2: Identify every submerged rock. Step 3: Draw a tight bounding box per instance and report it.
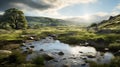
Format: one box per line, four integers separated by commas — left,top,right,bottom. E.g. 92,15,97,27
87,55,96,58
30,46,35,48
81,63,86,66
79,51,83,53
63,64,70,67
58,51,64,56
40,49,44,51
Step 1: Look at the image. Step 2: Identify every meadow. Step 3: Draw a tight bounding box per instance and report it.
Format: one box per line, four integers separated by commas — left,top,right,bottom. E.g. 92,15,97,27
0,26,120,67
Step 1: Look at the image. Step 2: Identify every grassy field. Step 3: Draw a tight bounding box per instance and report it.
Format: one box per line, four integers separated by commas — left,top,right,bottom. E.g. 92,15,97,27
0,26,120,45
0,26,120,67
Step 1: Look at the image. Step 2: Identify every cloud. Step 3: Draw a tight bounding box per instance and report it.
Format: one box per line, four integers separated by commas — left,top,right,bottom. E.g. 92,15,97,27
0,0,97,14
0,0,97,11
66,2,120,24
0,11,4,15
64,11,117,25
115,4,120,10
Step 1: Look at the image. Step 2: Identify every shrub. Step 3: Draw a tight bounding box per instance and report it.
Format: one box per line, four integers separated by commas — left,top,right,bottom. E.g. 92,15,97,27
7,51,26,64
32,56,44,65
110,56,120,67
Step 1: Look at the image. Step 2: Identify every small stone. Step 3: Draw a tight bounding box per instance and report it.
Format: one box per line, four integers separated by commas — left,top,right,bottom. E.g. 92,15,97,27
58,51,64,56
40,49,44,51
63,64,70,67
87,55,96,58
81,63,86,66
81,57,87,60
79,51,83,53
63,58,66,60
30,46,34,48
21,43,26,46
29,37,34,40
26,47,30,49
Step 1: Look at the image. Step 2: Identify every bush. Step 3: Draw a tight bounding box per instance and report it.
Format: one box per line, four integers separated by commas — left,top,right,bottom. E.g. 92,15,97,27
7,51,26,64
110,56,120,67
32,56,44,65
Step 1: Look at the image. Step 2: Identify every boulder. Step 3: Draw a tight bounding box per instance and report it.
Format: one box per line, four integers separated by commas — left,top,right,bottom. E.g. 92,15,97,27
0,50,12,54
42,53,54,61
21,43,26,46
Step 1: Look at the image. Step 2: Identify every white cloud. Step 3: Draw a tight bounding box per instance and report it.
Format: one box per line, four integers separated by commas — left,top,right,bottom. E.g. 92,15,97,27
115,4,120,10
111,3,120,16
65,2,120,24
94,12,108,17
10,0,97,18
0,11,4,15
44,0,98,10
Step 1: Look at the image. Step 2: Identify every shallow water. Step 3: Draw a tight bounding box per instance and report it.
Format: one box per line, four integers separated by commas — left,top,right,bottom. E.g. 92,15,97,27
22,37,114,67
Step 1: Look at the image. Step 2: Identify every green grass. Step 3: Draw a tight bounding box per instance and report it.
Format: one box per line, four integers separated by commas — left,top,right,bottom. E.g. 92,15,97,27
109,42,120,51
0,26,120,67
32,56,44,65
0,26,119,44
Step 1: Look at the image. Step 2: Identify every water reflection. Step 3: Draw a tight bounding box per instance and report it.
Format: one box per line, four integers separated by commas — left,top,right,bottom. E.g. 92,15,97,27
22,37,114,67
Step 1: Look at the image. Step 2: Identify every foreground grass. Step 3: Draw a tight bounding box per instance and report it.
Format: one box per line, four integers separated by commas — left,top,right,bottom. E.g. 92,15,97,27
0,50,120,67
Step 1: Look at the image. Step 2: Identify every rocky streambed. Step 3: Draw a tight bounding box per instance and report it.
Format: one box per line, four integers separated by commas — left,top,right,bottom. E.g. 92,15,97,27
21,37,114,67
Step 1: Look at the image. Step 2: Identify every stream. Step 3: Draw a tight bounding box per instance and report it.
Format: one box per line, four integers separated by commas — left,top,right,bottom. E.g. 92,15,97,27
22,37,114,67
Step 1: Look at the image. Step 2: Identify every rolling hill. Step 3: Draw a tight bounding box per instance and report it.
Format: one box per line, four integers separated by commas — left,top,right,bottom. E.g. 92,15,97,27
91,14,120,30
26,16,67,26
98,15,120,30
25,16,86,26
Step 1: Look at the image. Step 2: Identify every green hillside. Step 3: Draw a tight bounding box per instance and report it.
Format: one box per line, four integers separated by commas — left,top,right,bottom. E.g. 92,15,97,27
26,16,68,26
97,15,120,30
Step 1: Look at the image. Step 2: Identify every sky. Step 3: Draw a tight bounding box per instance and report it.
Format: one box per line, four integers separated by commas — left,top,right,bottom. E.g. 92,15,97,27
0,0,120,23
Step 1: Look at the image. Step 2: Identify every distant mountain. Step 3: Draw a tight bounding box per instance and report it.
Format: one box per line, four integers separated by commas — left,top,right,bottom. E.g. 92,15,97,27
96,14,120,30
25,16,85,26
26,16,69,26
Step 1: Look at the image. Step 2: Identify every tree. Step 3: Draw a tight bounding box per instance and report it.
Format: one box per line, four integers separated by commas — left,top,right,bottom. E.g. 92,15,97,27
0,8,28,29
